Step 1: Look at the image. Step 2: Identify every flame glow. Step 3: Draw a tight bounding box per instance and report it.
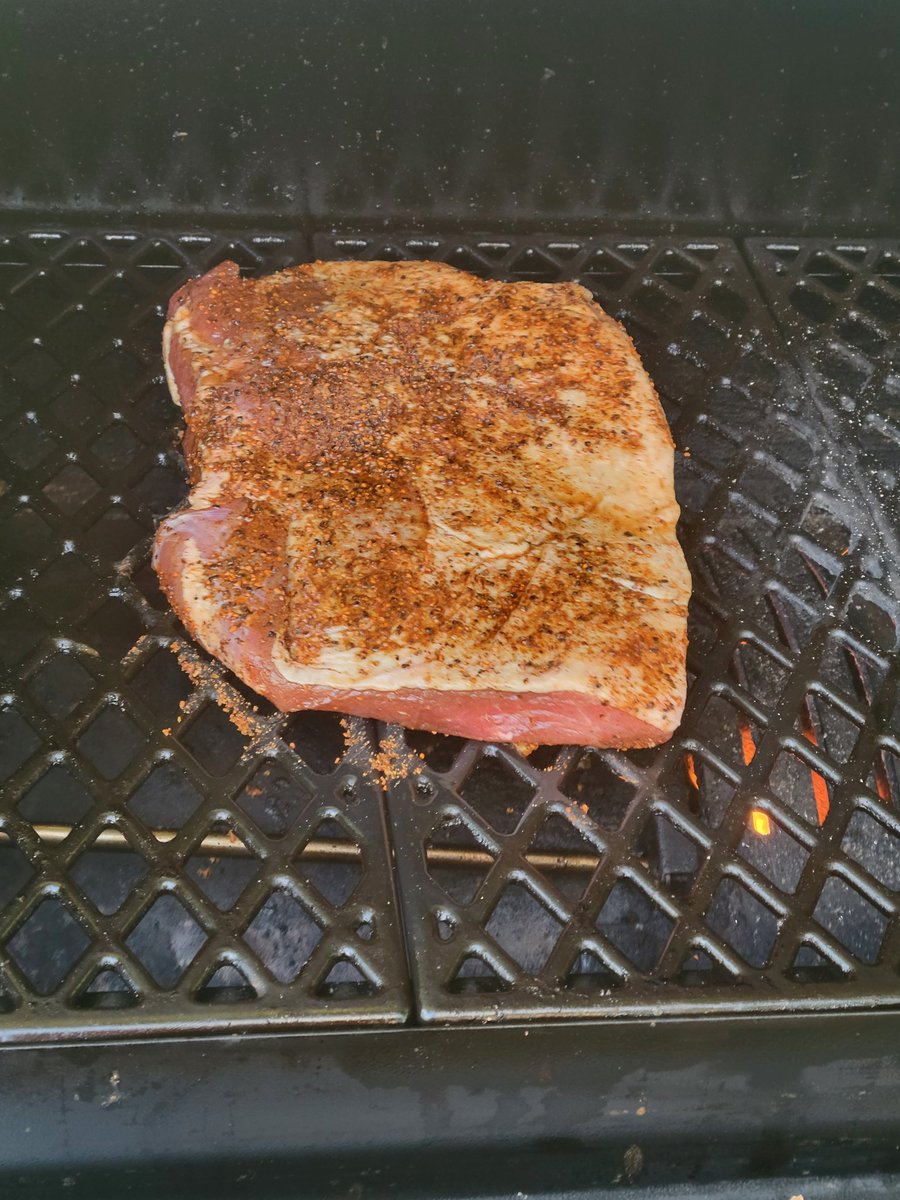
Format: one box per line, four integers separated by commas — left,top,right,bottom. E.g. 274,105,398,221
738,718,756,766
684,752,700,790
874,757,892,804
799,709,831,825
750,809,772,836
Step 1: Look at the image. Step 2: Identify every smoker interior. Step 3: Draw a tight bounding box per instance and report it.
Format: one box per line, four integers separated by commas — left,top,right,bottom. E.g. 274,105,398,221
2,1,900,1194
1,226,898,1041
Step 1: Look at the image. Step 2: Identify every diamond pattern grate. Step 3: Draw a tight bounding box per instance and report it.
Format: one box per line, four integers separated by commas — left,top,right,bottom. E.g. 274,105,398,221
0,226,898,1039
311,232,899,1021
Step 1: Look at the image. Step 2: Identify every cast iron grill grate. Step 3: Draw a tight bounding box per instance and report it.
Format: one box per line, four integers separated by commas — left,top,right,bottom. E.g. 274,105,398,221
0,225,897,1039
746,238,900,538
0,229,410,1038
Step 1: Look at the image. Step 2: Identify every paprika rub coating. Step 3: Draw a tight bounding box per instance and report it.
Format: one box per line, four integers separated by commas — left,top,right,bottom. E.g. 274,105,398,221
154,259,690,746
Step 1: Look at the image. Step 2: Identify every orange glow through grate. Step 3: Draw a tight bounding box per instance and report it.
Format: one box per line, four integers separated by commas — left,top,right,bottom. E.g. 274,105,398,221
684,752,700,790
799,709,831,825
737,717,771,836
738,717,756,766
750,809,772,836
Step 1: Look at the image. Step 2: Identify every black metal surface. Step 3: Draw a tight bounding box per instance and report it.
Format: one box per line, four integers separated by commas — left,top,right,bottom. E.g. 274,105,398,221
0,225,898,1044
310,232,900,1022
2,0,900,236
0,228,411,1038
2,1013,900,1198
747,238,900,536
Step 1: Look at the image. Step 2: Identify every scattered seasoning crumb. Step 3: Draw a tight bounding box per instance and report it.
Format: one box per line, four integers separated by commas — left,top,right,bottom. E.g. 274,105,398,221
370,729,423,789
171,640,262,739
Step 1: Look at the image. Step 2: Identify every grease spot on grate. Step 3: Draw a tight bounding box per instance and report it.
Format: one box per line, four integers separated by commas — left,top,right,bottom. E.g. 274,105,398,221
6,898,90,995
243,890,322,984
125,894,208,988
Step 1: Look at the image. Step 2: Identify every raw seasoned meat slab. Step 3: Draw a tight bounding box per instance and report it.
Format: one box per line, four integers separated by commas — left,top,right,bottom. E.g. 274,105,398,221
155,260,690,746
